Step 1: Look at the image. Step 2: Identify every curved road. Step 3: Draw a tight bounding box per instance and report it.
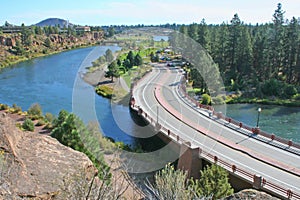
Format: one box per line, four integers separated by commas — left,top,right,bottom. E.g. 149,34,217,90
132,64,300,199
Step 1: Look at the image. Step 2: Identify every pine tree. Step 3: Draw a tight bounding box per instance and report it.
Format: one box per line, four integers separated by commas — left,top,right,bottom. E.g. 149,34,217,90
44,38,51,48
197,19,210,51
126,50,134,68
21,23,32,46
252,26,267,82
187,23,198,41
214,23,229,79
283,17,299,84
105,61,119,82
134,53,143,66
236,26,253,78
227,14,241,76
190,164,233,200
105,49,114,63
270,3,286,79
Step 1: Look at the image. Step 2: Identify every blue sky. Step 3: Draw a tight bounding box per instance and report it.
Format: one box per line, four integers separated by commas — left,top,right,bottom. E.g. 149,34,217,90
1,0,299,26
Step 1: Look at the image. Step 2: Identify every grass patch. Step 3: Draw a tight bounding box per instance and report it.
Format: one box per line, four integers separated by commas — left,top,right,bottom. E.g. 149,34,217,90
226,96,300,107
95,85,114,99
122,73,132,87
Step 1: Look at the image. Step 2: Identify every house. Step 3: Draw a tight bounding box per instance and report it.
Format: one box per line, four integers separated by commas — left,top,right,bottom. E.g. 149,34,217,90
75,26,91,32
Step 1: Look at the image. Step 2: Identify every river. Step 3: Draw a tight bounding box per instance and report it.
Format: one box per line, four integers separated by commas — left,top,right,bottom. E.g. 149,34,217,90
0,46,299,145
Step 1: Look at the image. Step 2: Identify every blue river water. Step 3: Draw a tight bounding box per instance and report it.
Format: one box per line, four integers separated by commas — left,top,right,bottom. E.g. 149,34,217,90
0,46,299,144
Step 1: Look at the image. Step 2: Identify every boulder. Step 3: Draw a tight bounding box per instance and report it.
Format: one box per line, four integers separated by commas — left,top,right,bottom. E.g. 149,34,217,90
5,38,16,47
0,113,98,199
222,189,280,200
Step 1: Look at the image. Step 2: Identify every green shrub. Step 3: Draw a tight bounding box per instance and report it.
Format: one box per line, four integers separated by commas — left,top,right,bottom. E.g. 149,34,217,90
293,93,300,100
284,85,297,97
28,103,43,119
95,85,114,98
190,164,233,199
12,103,22,113
22,118,34,131
0,104,8,111
45,112,55,124
51,110,111,181
201,94,211,105
36,119,46,126
212,95,226,105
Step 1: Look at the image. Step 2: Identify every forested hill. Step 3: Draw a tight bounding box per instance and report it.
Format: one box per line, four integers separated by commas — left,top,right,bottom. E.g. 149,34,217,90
171,3,299,100
35,18,72,27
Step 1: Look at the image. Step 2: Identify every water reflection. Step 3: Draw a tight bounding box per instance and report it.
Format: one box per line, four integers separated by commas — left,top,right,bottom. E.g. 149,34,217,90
215,104,300,143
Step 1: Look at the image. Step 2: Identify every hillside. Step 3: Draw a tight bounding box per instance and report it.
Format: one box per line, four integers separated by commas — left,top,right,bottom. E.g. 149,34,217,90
0,24,104,68
35,18,73,27
0,112,99,199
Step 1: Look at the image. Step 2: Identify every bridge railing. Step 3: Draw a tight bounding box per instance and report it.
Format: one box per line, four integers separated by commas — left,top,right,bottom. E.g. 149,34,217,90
177,78,300,150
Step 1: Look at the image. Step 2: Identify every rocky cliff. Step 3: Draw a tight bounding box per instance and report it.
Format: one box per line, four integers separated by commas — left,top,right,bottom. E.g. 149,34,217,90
0,112,99,199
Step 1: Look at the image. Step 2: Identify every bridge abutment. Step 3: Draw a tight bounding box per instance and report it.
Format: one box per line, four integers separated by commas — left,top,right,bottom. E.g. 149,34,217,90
177,142,202,179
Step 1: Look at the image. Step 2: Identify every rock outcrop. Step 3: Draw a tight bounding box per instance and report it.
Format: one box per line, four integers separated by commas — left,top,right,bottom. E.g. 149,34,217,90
0,112,98,199
223,189,280,200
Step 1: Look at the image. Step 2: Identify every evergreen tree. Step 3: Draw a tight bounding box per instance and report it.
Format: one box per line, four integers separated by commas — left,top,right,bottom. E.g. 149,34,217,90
108,27,115,37
105,61,119,82
117,58,122,66
34,26,43,35
176,2,300,96
187,23,198,40
134,53,143,66
227,14,241,76
150,52,156,62
270,3,286,79
252,26,267,82
44,38,51,48
283,17,299,84
21,23,32,46
213,23,229,78
197,19,210,51
236,26,253,78
126,50,135,68
14,40,25,56
105,49,114,63
51,110,111,181
123,59,131,70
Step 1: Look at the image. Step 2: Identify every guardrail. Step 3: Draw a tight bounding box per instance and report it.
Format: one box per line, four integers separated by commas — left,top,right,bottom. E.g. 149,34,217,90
130,68,300,200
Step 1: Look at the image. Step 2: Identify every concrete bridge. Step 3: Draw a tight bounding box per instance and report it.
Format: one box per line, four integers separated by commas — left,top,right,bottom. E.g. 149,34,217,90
130,63,300,200
99,40,126,45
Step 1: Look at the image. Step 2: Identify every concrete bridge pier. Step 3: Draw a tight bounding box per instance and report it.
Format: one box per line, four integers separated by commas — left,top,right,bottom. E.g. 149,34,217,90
177,142,202,179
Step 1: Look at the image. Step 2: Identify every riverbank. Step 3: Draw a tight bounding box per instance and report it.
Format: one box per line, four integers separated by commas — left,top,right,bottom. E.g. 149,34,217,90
83,66,130,104
83,47,153,104
225,95,300,107
0,43,99,70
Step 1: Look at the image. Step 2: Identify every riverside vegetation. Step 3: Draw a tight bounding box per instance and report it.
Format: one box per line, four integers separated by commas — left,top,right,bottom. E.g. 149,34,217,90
92,45,157,100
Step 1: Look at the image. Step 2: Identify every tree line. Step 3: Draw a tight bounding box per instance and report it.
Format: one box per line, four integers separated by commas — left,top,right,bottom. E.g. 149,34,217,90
171,3,299,100
104,49,144,82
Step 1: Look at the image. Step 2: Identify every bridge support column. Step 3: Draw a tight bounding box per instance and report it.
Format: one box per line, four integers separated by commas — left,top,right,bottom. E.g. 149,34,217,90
177,142,202,179
253,174,262,189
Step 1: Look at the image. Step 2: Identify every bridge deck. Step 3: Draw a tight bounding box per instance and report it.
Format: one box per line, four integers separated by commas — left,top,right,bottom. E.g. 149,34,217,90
131,64,300,200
